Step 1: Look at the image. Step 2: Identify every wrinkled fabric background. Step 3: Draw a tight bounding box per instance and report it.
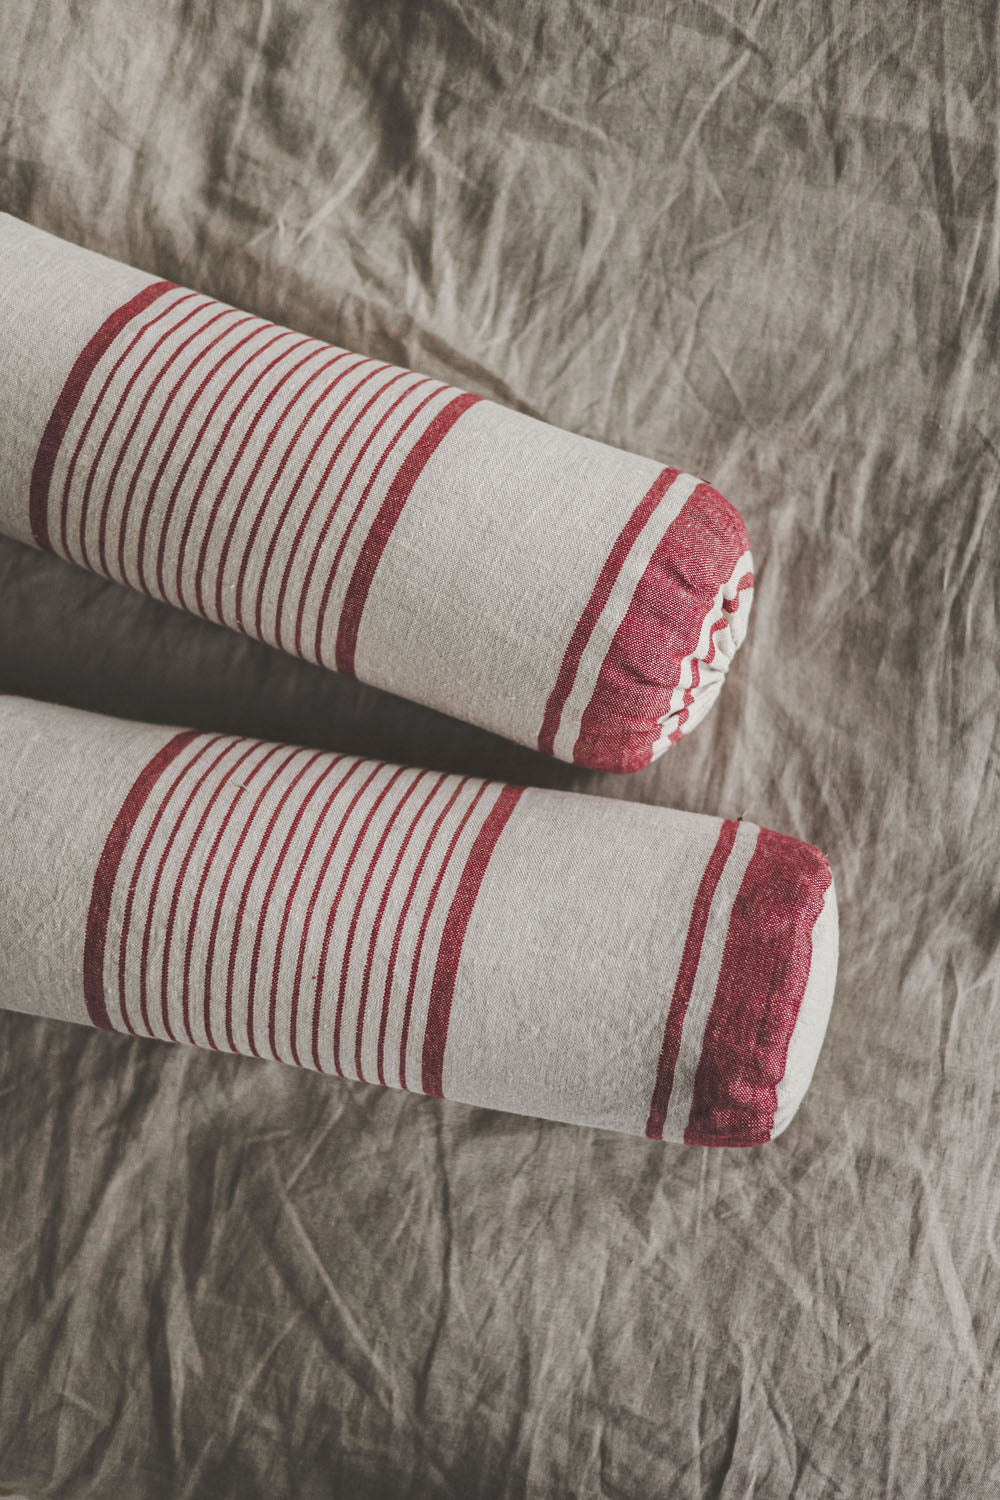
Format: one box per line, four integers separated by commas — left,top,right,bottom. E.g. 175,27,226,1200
0,2,998,1495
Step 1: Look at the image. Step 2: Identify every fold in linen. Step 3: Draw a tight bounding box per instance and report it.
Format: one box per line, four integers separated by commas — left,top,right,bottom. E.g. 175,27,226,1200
0,695,836,1144
0,214,753,772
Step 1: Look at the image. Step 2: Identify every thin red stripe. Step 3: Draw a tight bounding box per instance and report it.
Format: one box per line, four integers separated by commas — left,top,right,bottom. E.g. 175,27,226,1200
300,376,438,665
644,818,739,1140
342,772,429,1081
314,766,409,1075
82,729,197,1031
284,368,417,659
136,738,239,1041
384,779,468,1090
115,735,221,1035
187,334,320,620
536,466,681,757
178,742,283,1050
269,758,364,1067
29,279,175,555
574,482,749,773
366,774,447,1086
59,291,198,562
335,391,481,677
684,828,833,1146
399,781,490,1092
249,356,374,641
239,753,346,1062
223,750,325,1058
421,785,523,1098
201,746,302,1053
231,350,353,632
158,739,263,1045
94,304,241,579
271,363,397,652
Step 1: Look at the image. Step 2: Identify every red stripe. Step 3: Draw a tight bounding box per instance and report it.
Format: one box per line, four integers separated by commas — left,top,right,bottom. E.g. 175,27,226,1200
386,779,469,1090
421,785,523,1097
335,391,481,677
28,279,175,555
178,742,283,1050
287,368,419,658
269,758,364,1066
666,571,755,744
158,739,263,1045
201,746,302,1053
305,377,439,665
115,735,221,1034
317,766,408,1075
364,774,447,1085
147,321,287,602
249,356,374,641
223,750,325,1058
94,305,241,579
644,819,738,1140
271,363,397,652
536,466,680,757
240,753,346,1061
684,828,833,1146
82,729,197,1031
136,738,238,1041
59,292,198,562
342,772,429,1081
231,351,353,632
190,334,320,620
573,482,749,772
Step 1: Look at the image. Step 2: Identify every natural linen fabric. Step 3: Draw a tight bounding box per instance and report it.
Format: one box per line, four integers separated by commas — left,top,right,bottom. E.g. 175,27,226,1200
0,213,752,773
0,694,835,1145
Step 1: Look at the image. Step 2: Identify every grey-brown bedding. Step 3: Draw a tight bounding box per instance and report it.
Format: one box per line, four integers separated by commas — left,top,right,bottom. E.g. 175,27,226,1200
1,2,998,1496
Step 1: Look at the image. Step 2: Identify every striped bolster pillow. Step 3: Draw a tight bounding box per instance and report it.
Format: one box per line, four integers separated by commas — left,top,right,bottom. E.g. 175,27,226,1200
0,214,753,773
0,695,837,1145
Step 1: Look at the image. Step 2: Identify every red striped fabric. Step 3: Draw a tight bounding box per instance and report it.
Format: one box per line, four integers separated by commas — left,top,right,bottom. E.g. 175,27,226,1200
573,483,751,772
683,828,833,1146
83,733,520,1097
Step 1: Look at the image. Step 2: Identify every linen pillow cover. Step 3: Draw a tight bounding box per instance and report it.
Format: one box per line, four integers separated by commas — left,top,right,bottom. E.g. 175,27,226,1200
0,214,753,772
0,695,836,1145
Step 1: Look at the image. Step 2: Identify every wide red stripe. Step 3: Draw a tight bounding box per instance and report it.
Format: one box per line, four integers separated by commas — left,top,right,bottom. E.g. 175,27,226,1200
224,750,325,1058
178,742,283,1050
158,739,264,1045
307,377,438,665
573,482,749,772
29,279,175,554
684,828,833,1147
95,305,242,580
644,818,739,1140
82,729,197,1031
269,758,364,1067
335,391,481,677
421,785,524,1098
536,466,681,757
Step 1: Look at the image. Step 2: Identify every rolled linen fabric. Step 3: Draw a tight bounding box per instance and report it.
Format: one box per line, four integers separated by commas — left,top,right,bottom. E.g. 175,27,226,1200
0,214,753,773
0,695,836,1145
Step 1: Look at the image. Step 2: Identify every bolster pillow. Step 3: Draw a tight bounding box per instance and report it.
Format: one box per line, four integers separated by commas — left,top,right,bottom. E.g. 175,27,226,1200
0,214,753,773
0,695,836,1145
